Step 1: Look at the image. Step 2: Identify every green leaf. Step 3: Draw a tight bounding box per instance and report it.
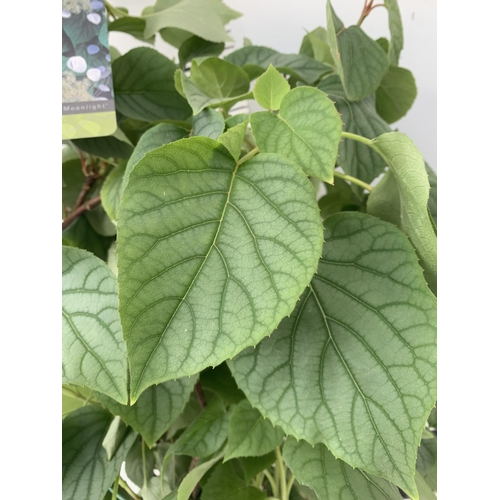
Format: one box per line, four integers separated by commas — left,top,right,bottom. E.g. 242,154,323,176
367,168,401,227
62,406,136,500
326,2,389,101
226,113,249,128
201,461,267,500
318,178,363,219
369,132,437,293
426,165,437,225
122,123,188,196
283,438,402,500
168,395,228,458
192,108,226,140
230,212,437,498
96,377,196,447
178,36,224,70
86,200,117,237
251,86,342,183
117,137,323,401
376,37,390,54
225,400,284,461
376,66,417,124
191,57,250,99
237,453,276,484
125,437,156,489
385,0,404,65
253,64,291,111
415,471,437,500
62,149,85,213
113,48,191,122
200,363,245,404
143,0,240,41
102,416,129,460
62,385,93,418
417,435,437,492
177,452,224,500
318,74,391,184
62,247,128,404
73,132,133,159
177,69,253,115
300,27,335,67
63,216,114,261
101,161,126,222
217,119,248,161
226,46,331,84
108,16,154,44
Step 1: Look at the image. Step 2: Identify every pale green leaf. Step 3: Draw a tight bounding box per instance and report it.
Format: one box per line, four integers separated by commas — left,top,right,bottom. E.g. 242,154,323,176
144,0,241,41
376,66,417,124
122,123,189,196
226,46,331,84
300,27,335,66
225,400,284,461
253,64,291,111
62,247,128,404
190,57,250,99
86,200,117,237
168,395,228,458
177,452,224,500
283,438,401,500
102,416,129,460
178,35,224,70
113,48,191,122
370,132,437,293
421,428,434,440
62,406,136,500
62,385,93,418
192,108,225,140
217,119,249,161
251,86,342,183
226,113,249,128
108,16,154,44
117,137,323,401
230,212,437,498
176,69,253,115
385,0,404,65
326,3,389,101
96,377,196,447
318,74,391,184
415,471,436,500
101,161,126,222
201,461,266,500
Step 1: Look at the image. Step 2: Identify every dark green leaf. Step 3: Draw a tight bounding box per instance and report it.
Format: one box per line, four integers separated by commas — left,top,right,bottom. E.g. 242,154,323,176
178,36,225,70
318,177,363,218
226,46,331,84
63,10,102,46
200,363,245,405
417,435,437,492
62,406,136,500
376,66,417,124
326,3,389,101
113,48,192,122
102,416,129,460
73,132,133,159
125,437,156,489
63,216,114,261
230,212,437,498
237,453,276,484
426,165,437,225
177,452,224,500
108,16,154,44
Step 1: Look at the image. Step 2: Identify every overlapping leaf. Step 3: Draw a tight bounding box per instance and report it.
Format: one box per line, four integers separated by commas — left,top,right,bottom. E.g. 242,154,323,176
192,108,225,140
251,86,342,183
252,64,290,111
96,377,196,447
284,438,401,500
62,247,128,403
385,0,404,65
62,406,136,500
230,212,437,498
117,137,323,402
217,119,248,161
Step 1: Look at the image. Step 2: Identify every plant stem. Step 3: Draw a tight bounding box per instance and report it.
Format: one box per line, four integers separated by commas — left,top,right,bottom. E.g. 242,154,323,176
263,469,278,498
286,474,296,496
237,147,259,166
119,478,140,500
141,438,148,492
62,195,101,231
275,447,288,500
194,380,207,409
341,131,374,147
334,171,373,192
111,474,120,500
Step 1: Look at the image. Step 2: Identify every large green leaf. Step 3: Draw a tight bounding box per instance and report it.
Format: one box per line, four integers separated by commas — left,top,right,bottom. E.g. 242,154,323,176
143,0,241,41
230,212,437,498
376,66,417,124
253,64,291,111
385,0,404,65
117,137,323,401
122,123,189,196
283,438,401,500
251,86,342,183
62,406,136,500
101,161,126,222
178,36,225,70
201,461,267,500
326,3,389,101
113,48,191,122
192,108,226,140
225,400,284,461
318,75,391,184
370,133,437,293
168,395,228,458
226,46,331,84
62,247,128,404
95,377,196,447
